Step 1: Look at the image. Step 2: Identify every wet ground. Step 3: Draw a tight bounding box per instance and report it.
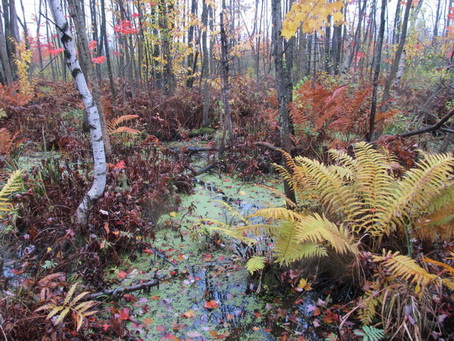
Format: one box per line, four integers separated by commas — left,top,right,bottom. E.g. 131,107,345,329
110,173,322,340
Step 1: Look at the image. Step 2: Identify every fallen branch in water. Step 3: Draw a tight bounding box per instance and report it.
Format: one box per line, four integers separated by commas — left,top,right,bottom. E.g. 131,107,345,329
85,280,159,300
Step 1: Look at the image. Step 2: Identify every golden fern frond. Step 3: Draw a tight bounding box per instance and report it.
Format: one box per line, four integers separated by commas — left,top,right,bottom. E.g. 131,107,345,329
373,250,438,288
237,223,281,236
377,153,454,235
296,214,358,255
110,127,141,135
327,165,355,181
246,256,266,273
201,218,257,245
246,207,304,222
297,157,358,217
274,220,328,265
348,143,394,231
216,201,249,225
108,114,139,135
423,183,454,216
422,256,454,276
358,281,384,325
0,170,23,218
273,163,297,192
414,199,454,240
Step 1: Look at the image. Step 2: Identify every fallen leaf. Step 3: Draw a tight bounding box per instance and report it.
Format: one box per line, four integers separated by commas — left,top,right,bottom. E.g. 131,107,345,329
123,294,137,302
169,211,177,217
156,325,166,331
143,317,153,325
116,270,128,279
182,310,196,318
144,248,153,254
119,308,130,320
238,190,247,195
102,323,110,331
186,331,202,337
151,295,160,300
204,300,219,309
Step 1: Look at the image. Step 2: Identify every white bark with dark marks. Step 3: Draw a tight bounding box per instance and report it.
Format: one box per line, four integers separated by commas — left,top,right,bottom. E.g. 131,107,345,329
47,0,106,225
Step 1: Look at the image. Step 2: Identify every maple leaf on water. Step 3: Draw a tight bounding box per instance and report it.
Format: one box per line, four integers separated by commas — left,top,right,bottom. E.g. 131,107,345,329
204,300,219,309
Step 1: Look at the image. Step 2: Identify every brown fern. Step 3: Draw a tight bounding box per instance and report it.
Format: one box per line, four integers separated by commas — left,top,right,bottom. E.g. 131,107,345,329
0,128,18,156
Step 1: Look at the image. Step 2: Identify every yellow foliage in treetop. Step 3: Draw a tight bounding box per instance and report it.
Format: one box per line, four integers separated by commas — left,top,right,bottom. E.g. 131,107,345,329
282,0,345,39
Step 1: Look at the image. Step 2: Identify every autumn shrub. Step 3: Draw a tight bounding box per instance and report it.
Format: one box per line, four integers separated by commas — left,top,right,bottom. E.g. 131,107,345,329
289,80,399,157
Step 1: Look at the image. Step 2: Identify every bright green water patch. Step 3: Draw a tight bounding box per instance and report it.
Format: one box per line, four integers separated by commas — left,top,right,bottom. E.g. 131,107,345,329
110,173,285,340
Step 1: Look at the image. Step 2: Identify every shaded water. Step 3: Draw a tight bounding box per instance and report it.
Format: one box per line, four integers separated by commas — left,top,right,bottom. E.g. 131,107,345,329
115,173,320,340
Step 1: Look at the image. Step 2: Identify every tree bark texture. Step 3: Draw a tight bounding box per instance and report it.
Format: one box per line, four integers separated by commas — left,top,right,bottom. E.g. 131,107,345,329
272,0,296,204
368,0,387,142
47,0,106,226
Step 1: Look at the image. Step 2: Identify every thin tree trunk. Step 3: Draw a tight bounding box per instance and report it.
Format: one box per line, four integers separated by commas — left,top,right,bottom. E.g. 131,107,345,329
201,0,210,127
272,0,296,204
219,0,234,155
47,0,106,225
67,0,112,158
368,0,387,142
381,0,412,110
0,3,13,84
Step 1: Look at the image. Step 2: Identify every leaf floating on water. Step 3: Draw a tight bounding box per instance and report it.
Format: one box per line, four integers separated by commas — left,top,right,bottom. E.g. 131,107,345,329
204,300,219,309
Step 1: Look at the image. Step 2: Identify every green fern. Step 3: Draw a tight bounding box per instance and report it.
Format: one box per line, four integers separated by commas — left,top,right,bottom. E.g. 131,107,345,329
0,170,23,219
246,256,266,273
354,325,385,341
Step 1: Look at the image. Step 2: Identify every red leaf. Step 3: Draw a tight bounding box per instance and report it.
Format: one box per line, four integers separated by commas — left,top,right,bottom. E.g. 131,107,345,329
204,300,219,309
102,323,110,331
92,56,106,64
117,270,128,279
156,325,165,331
113,160,126,169
151,295,160,300
119,308,130,320
144,248,154,254
123,294,137,302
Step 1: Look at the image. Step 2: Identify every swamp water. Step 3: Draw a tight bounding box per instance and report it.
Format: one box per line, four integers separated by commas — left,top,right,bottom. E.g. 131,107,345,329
111,174,320,340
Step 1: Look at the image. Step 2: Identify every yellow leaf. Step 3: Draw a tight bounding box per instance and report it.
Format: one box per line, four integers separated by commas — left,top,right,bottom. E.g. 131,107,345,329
238,191,247,196
297,278,313,291
169,211,177,217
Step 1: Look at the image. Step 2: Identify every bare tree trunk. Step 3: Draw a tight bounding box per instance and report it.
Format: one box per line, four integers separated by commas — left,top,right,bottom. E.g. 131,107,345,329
101,0,116,100
367,0,387,142
272,0,296,204
47,0,106,225
381,0,412,110
201,0,210,127
219,0,234,155
67,0,112,158
0,3,13,84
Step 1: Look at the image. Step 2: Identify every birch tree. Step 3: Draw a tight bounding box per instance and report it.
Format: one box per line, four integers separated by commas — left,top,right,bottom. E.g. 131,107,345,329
47,0,106,225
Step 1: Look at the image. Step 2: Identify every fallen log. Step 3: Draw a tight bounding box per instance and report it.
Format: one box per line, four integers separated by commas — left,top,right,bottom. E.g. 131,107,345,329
85,280,159,300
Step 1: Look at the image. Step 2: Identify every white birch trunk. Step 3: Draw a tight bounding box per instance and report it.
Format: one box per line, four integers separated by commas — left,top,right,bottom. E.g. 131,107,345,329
47,0,106,225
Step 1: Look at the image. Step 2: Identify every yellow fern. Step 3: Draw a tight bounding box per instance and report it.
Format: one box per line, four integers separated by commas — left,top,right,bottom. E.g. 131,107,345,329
296,214,359,255
35,283,98,331
0,170,23,219
373,250,438,288
274,221,328,265
246,256,266,273
377,153,454,235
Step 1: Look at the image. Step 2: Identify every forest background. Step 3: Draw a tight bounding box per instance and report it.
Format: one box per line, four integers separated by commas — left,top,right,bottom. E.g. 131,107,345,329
1,0,454,339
